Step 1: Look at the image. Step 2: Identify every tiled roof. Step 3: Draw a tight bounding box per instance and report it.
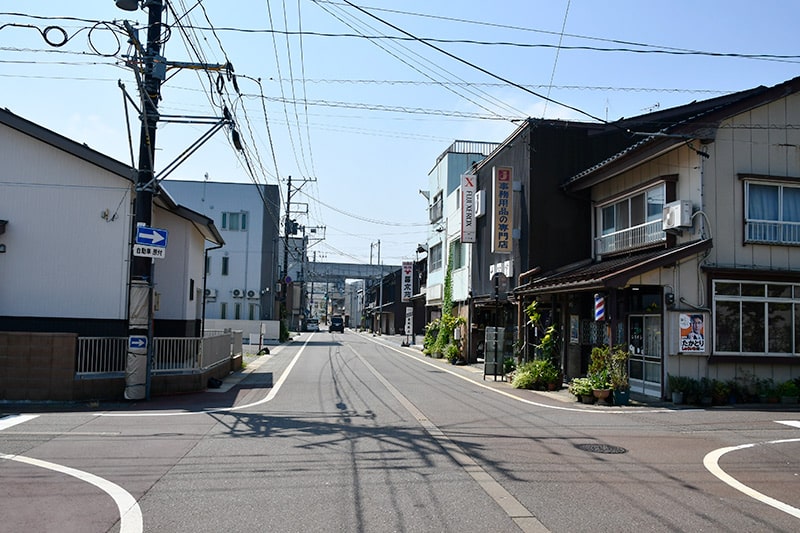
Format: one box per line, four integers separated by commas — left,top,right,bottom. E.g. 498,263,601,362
516,239,712,295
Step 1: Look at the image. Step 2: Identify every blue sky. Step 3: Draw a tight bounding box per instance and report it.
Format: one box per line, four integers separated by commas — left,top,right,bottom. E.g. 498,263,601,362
2,1,799,265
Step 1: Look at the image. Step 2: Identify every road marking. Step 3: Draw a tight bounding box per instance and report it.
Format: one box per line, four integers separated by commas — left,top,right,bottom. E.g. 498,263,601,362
0,414,39,431
1,414,143,533
776,420,800,429
96,336,311,417
703,431,800,520
1,452,144,533
364,336,665,414
348,344,548,533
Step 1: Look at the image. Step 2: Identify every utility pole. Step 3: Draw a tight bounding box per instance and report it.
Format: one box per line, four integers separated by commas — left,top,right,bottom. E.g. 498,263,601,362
281,175,292,331
125,0,165,401
121,0,229,400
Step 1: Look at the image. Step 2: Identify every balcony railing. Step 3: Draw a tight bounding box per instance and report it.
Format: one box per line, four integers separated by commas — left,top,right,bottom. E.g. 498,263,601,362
595,220,665,255
746,220,800,245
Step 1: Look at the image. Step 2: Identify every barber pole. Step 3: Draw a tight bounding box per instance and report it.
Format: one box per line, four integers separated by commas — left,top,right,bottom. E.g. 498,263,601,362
594,294,605,321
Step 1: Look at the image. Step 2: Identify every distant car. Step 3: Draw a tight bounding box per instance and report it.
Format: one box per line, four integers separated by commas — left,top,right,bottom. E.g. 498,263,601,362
329,316,344,333
306,318,319,332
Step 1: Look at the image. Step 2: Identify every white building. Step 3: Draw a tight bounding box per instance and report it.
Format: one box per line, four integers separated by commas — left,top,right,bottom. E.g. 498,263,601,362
425,141,499,321
0,108,222,338
163,180,281,321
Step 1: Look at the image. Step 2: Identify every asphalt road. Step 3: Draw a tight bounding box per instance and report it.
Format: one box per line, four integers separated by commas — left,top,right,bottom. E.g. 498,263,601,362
1,330,799,532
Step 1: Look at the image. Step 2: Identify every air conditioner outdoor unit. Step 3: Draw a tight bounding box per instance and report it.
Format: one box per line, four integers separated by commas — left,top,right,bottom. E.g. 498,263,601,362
662,200,693,230
247,290,258,299
204,288,217,299
232,288,244,298
475,190,486,217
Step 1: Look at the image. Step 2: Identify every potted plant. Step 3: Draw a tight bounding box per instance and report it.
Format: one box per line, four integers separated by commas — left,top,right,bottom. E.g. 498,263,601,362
568,377,593,403
590,369,612,403
668,374,691,404
609,347,630,405
777,380,800,404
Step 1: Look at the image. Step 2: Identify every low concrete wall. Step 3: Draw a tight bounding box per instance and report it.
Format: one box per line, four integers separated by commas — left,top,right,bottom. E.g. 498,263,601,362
205,319,280,341
1,331,241,402
0,332,77,401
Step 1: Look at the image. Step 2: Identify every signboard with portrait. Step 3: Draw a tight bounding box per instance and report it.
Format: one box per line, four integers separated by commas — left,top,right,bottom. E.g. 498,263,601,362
679,312,706,353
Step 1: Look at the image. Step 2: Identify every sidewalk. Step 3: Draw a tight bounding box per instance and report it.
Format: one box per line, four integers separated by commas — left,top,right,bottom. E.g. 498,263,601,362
361,332,671,408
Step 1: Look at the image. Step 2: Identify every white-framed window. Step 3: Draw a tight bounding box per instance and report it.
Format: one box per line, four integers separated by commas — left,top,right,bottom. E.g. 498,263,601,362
745,181,800,244
429,242,443,272
596,183,666,254
713,280,800,355
221,211,247,231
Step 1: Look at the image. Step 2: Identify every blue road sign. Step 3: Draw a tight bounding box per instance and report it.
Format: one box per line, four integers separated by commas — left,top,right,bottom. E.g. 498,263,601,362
135,226,168,248
129,336,148,350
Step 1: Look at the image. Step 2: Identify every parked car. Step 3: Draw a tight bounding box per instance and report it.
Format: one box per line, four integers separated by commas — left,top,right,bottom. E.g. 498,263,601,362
329,315,344,332
306,318,319,332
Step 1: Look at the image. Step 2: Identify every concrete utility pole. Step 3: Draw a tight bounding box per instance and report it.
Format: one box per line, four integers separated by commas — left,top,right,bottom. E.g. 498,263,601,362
121,0,229,400
281,175,293,329
125,0,165,401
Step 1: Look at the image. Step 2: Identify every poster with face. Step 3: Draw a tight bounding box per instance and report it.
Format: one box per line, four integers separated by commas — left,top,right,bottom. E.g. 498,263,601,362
679,313,706,352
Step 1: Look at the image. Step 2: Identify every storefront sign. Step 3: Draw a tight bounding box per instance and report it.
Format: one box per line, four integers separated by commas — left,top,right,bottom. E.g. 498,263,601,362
491,166,513,254
461,173,476,243
401,261,413,302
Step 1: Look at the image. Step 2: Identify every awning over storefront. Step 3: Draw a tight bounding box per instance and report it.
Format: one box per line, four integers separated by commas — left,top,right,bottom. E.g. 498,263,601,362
516,239,713,296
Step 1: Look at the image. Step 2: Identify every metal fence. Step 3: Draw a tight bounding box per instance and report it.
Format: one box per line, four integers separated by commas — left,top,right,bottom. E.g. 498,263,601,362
76,333,236,377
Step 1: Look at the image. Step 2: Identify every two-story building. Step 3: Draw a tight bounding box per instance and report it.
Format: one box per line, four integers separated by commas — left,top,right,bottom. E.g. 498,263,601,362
518,76,800,398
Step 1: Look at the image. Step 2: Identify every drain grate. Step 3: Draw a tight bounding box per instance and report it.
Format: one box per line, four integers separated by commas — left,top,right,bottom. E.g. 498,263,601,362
574,443,627,454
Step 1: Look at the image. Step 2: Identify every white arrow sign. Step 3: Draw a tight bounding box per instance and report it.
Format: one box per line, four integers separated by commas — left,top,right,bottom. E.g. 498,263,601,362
137,227,167,246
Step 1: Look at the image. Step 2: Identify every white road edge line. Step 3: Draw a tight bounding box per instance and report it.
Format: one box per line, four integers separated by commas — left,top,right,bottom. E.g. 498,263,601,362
96,336,311,417
703,435,800,520
364,336,665,414
1,414,143,533
348,344,548,533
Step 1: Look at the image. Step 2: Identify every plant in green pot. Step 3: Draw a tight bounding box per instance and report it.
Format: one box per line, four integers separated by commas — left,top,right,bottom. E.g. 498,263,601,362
609,347,630,406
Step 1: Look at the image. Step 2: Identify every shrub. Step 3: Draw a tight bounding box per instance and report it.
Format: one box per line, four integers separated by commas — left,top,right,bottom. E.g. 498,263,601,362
568,377,593,397
511,370,536,389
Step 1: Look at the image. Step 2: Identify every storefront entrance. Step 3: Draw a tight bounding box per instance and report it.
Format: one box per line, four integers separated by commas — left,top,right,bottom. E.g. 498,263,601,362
628,314,662,397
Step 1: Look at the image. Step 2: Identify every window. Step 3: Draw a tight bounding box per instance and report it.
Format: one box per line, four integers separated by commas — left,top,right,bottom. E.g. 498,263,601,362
429,242,443,271
221,256,229,276
205,255,211,275
713,280,800,355
745,181,800,244
220,302,227,320
596,184,666,254
234,303,241,320
221,211,247,231
429,191,443,223
450,239,467,269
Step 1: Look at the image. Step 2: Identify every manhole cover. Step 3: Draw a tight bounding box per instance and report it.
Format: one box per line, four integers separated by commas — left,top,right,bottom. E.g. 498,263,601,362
574,443,627,454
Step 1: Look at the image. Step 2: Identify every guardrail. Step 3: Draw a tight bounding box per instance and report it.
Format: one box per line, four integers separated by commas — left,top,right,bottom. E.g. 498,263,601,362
76,333,236,377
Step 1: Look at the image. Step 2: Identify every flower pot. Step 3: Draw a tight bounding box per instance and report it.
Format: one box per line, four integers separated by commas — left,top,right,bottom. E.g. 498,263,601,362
580,394,595,404
592,388,612,404
613,389,630,406
671,391,684,404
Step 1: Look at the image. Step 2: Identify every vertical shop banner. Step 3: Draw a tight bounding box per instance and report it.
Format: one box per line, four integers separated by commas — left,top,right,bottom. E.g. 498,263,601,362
491,166,513,254
401,261,413,302
461,173,476,244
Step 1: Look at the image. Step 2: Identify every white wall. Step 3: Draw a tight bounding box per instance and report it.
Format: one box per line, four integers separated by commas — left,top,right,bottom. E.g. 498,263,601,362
0,125,132,319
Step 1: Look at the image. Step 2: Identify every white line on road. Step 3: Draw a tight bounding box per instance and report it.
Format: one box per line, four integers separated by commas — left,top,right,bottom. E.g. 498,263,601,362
1,414,143,533
703,434,800,520
776,420,800,429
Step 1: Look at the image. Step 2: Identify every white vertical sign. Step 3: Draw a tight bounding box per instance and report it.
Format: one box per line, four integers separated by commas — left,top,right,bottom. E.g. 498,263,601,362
404,306,414,335
401,261,413,302
461,173,477,244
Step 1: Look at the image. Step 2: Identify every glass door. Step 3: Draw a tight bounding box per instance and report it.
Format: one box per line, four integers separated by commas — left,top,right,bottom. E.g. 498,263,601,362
628,314,662,397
